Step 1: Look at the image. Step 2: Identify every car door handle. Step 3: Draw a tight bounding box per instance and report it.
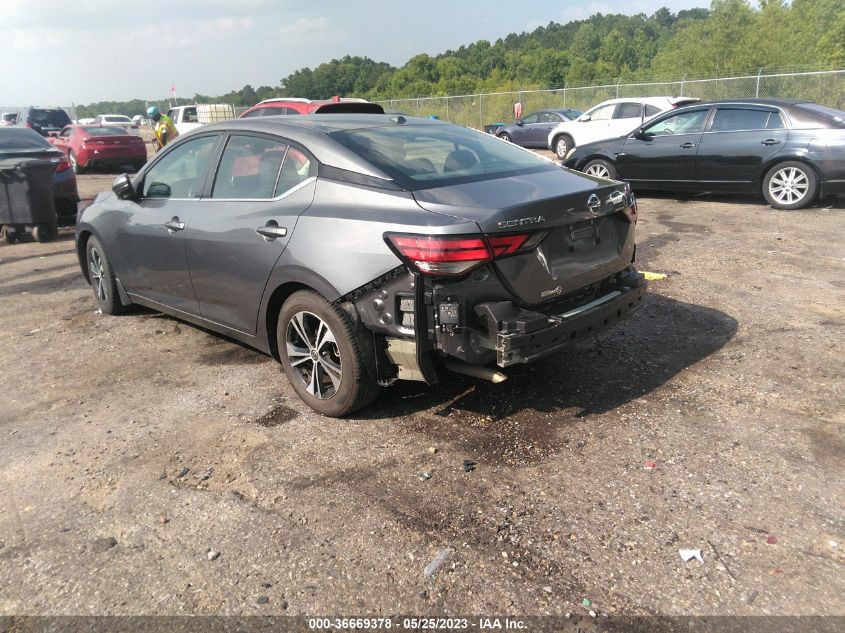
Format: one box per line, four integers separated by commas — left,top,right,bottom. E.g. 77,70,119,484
680,142,697,149
164,218,185,233
761,139,781,146
255,221,287,241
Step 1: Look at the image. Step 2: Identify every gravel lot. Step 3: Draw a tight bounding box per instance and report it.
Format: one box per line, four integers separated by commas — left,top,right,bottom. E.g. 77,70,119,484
0,165,842,619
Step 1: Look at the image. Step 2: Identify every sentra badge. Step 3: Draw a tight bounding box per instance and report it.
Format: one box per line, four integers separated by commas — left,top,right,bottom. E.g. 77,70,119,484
540,285,563,298
497,215,545,229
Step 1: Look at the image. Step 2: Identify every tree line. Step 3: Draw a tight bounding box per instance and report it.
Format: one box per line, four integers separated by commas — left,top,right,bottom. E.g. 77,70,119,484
75,0,845,118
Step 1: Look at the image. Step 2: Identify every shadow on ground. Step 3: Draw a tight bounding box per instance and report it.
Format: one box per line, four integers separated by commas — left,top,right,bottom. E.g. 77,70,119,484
355,294,737,464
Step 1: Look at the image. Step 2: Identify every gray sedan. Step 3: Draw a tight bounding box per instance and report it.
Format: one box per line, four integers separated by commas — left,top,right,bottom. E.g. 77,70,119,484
76,115,644,416
494,109,581,148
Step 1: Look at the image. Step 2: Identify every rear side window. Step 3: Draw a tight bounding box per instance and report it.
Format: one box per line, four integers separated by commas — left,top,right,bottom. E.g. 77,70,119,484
644,105,662,118
789,103,845,129
183,107,198,123
211,135,316,199
711,108,775,132
615,103,643,119
241,109,263,118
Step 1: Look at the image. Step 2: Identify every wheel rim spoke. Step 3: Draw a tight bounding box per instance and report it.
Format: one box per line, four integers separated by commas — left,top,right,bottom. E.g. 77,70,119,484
321,357,342,390
286,343,311,367
290,314,312,349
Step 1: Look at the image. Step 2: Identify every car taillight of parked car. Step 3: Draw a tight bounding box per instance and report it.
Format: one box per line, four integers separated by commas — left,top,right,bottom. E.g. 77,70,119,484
385,232,546,276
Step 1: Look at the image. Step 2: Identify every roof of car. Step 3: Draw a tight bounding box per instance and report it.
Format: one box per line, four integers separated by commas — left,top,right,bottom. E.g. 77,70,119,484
204,113,445,134
194,114,450,180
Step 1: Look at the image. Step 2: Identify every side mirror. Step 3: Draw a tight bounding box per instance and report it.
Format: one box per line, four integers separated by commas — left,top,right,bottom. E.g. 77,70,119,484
633,128,647,140
112,173,135,200
579,114,592,122
145,182,171,198
516,120,524,126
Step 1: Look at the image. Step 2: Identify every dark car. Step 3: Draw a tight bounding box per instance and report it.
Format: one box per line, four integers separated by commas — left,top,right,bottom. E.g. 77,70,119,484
48,125,147,173
76,115,644,416
15,107,72,137
563,99,845,210
0,127,79,221
494,109,582,148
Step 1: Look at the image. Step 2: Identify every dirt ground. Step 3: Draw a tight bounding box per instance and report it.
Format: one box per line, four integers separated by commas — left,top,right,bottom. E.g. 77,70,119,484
0,165,842,620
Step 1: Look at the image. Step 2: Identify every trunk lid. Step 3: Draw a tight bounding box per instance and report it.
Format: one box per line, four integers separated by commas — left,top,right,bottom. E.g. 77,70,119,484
413,169,635,306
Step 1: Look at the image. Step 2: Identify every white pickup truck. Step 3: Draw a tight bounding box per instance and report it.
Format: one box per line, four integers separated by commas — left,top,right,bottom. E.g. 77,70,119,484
166,104,235,136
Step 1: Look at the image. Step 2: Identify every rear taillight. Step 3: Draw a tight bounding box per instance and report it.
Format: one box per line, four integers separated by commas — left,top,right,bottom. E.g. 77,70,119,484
25,122,33,128
386,232,542,276
56,159,71,172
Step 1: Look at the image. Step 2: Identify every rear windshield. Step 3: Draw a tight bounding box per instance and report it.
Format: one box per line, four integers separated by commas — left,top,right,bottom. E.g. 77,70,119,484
84,126,129,136
103,115,131,123
28,109,71,126
0,128,52,150
789,103,845,129
330,123,555,189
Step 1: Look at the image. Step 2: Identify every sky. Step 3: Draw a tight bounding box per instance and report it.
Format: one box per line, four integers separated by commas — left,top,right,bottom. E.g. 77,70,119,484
0,0,709,107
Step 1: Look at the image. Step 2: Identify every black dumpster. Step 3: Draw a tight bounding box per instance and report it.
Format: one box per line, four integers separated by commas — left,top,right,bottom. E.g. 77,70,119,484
0,157,58,243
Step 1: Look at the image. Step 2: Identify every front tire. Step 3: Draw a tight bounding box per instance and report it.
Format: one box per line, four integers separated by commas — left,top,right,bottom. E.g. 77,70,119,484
2,226,17,244
554,134,574,159
763,161,817,210
85,236,126,314
582,158,617,181
278,291,380,417
498,132,511,143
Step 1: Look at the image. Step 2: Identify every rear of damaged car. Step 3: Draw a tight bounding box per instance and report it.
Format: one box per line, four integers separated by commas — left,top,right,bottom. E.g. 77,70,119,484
325,121,645,400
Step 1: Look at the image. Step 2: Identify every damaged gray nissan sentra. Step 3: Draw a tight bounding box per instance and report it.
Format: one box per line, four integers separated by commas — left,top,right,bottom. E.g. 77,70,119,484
76,114,645,416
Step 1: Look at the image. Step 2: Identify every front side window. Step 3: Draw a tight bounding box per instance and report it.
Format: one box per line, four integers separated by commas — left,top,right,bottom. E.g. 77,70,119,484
331,123,555,189
615,103,643,119
587,104,616,121
521,112,540,124
142,135,218,198
211,135,313,199
710,108,774,132
644,109,708,137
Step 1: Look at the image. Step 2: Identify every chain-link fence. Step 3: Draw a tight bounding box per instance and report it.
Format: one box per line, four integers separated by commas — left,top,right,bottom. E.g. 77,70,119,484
378,69,845,130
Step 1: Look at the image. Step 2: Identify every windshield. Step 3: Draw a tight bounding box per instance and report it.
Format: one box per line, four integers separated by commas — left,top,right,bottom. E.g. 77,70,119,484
0,128,53,150
330,123,555,189
791,103,845,129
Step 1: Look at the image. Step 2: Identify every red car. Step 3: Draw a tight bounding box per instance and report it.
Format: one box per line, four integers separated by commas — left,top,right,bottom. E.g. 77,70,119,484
49,125,147,174
239,96,383,118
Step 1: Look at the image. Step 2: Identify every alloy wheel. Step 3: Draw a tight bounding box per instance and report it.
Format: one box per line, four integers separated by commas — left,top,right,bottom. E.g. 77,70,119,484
69,153,79,174
556,137,568,156
585,163,611,179
89,247,106,302
285,311,342,399
768,167,809,206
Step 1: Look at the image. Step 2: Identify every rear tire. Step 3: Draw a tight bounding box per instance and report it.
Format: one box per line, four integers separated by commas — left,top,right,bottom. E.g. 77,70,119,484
762,161,817,210
278,290,380,417
69,151,83,174
582,158,617,181
554,134,574,159
85,236,126,315
32,224,53,243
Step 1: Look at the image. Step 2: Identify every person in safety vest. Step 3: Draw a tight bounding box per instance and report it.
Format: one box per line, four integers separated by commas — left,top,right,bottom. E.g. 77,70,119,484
147,106,179,151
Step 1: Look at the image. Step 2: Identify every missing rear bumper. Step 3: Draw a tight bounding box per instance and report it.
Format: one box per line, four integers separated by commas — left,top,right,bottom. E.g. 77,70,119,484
477,274,646,367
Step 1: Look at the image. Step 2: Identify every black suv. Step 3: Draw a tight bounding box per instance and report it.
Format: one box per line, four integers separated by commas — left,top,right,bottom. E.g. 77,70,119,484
16,107,71,136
